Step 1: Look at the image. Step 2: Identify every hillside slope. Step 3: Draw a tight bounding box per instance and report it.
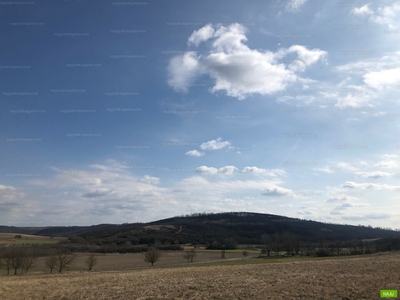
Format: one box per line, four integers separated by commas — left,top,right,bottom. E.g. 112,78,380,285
78,212,400,245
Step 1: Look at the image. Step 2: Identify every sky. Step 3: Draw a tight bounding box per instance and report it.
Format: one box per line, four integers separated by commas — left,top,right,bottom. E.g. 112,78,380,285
1,0,400,228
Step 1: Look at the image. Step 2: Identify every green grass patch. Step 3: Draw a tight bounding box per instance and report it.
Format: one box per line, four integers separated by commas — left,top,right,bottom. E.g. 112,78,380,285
14,239,61,245
196,249,260,254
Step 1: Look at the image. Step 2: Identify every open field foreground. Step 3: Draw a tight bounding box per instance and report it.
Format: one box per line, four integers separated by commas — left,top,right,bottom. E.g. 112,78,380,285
1,252,399,300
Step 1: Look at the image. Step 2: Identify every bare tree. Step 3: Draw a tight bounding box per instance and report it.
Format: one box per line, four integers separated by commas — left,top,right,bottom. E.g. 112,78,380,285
10,248,25,275
363,241,373,254
144,247,161,266
22,250,38,274
44,254,57,273
350,240,363,255
293,235,300,255
316,235,326,257
56,249,75,273
335,241,342,256
261,234,273,257
220,248,225,259
123,241,133,248
328,243,335,256
272,234,281,256
85,254,97,271
183,249,197,263
1,251,12,275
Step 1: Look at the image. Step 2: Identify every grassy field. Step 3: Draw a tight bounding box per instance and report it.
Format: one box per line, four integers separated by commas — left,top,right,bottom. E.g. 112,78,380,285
0,252,399,299
0,233,64,245
196,249,260,254
0,250,249,275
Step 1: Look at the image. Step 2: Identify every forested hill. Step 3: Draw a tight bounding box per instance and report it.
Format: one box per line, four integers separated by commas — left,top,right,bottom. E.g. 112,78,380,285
50,212,400,245
1,212,399,245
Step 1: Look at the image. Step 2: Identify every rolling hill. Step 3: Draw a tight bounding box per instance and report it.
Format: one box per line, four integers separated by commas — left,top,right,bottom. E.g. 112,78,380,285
3,212,398,246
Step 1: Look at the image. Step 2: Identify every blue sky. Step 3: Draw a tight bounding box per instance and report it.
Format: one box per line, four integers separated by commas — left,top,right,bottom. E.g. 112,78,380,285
1,0,400,228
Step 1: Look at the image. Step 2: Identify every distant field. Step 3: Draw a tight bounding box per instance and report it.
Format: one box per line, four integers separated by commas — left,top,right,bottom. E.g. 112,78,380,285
196,249,260,254
0,233,64,245
1,252,399,299
0,250,250,275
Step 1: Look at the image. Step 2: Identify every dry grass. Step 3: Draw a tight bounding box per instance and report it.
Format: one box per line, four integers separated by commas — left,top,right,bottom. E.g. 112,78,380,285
1,252,399,299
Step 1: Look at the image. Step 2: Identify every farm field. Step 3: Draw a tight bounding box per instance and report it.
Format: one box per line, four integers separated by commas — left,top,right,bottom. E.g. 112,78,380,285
0,252,399,299
0,250,249,275
0,233,65,245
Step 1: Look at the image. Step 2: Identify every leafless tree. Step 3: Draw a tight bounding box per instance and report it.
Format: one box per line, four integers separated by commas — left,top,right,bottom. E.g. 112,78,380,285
335,241,342,256
293,235,300,255
261,234,273,256
144,247,161,266
22,250,38,274
363,241,373,254
272,234,281,256
85,254,98,271
183,249,197,263
56,249,76,273
1,251,12,275
316,235,326,256
282,232,292,256
328,243,335,256
44,254,57,273
123,241,133,248
350,240,363,255
299,242,307,256
10,248,25,275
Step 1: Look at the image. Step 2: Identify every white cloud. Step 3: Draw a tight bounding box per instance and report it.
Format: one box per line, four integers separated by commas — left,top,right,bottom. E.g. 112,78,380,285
335,53,400,75
242,167,286,176
179,176,286,200
351,4,373,16
195,165,238,175
188,24,215,46
373,160,398,168
382,154,399,158
0,184,17,192
333,202,369,211
82,189,113,198
326,195,359,202
342,181,400,190
167,51,200,93
370,3,400,29
356,171,397,178
140,175,160,185
364,68,400,90
315,165,335,173
168,23,327,100
200,137,230,150
351,3,400,29
333,53,400,108
185,150,205,157
286,0,308,12
278,45,327,72
218,166,238,174
0,184,28,211
364,213,391,219
261,186,296,197
316,162,367,173
329,162,366,171
334,86,376,109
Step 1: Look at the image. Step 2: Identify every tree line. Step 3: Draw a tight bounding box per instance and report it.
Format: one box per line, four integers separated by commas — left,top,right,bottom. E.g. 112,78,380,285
0,247,97,275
